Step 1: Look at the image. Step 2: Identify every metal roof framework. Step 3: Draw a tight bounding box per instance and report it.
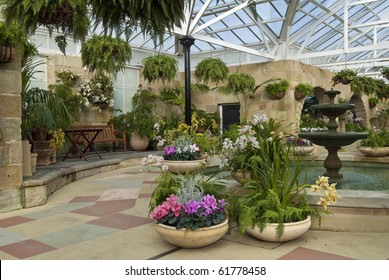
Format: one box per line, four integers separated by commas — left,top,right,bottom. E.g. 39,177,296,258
127,0,389,77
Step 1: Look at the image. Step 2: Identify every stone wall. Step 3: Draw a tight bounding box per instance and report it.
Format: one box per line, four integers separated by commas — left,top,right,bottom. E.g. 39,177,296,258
0,48,23,212
145,60,375,133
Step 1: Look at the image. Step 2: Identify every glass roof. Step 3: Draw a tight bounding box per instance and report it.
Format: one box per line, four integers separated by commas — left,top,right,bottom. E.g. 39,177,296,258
127,0,389,78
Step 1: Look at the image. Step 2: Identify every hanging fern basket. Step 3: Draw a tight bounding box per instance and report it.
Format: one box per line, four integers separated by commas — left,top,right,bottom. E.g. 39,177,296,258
37,3,74,25
0,45,15,63
142,54,178,84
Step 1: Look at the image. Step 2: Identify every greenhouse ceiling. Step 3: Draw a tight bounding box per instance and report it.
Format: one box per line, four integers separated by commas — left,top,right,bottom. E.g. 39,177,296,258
127,0,389,78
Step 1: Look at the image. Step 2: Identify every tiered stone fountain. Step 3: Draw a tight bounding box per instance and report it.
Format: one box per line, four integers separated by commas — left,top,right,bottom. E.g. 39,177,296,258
299,89,368,180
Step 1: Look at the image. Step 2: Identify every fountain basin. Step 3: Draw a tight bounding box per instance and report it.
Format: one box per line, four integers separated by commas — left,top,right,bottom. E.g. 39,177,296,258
311,104,354,117
299,132,368,147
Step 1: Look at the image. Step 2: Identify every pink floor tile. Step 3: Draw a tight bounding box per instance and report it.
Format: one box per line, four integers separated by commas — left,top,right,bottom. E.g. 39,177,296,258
0,216,35,228
0,239,56,259
69,196,100,203
278,247,354,260
71,199,136,217
87,213,153,230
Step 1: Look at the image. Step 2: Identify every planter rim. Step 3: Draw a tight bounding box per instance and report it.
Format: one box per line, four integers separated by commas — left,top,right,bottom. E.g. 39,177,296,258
156,218,228,231
264,215,311,227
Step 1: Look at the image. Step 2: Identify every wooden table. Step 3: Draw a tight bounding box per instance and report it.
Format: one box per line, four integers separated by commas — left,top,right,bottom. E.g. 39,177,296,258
63,128,103,161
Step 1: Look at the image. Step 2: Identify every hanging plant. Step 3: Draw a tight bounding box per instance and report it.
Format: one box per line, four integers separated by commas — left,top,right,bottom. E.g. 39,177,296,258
331,69,357,86
350,76,378,96
81,35,132,75
265,79,290,99
2,0,89,54
368,97,379,109
294,82,313,100
142,54,178,84
194,57,229,85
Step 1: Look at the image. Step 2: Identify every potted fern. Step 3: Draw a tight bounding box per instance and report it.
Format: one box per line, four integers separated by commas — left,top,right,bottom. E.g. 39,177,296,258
224,115,339,242
142,54,178,84
81,35,132,75
265,79,290,99
194,57,229,85
294,82,313,100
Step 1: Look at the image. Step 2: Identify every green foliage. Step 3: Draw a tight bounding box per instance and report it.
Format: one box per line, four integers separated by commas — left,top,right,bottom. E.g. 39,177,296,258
265,79,290,97
350,76,379,96
127,86,156,138
142,54,178,84
194,57,229,85
295,82,313,97
227,137,321,237
375,79,389,100
81,35,132,74
368,97,379,108
361,127,389,147
222,72,256,95
88,0,185,45
3,0,89,53
299,113,326,129
331,69,357,85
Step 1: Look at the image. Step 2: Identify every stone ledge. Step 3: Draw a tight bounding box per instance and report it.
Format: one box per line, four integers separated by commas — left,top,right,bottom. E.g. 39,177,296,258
18,159,122,211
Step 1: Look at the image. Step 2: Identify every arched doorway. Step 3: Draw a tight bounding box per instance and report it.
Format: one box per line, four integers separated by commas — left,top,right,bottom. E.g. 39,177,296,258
349,94,367,126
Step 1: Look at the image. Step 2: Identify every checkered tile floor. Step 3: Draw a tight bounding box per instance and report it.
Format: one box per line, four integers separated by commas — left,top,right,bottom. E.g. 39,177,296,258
1,166,388,260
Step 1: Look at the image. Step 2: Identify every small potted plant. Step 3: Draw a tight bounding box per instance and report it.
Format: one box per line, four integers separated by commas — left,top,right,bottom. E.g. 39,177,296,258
381,67,389,80
359,126,389,157
0,21,28,63
294,82,313,100
331,69,357,85
264,79,290,99
144,166,228,248
162,135,205,174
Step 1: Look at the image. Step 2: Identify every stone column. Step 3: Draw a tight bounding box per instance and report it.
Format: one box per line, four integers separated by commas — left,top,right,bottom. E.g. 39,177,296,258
0,48,23,212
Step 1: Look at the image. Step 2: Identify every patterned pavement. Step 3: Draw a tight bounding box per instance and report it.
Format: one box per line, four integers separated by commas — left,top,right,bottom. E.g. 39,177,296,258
1,162,389,260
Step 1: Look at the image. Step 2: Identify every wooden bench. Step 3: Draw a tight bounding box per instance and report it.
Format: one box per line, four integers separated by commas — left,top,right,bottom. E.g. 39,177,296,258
73,124,126,152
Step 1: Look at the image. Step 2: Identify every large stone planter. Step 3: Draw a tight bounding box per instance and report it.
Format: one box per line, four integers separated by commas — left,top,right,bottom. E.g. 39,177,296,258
130,134,149,151
32,140,55,166
358,146,389,157
155,219,229,248
246,216,311,242
163,159,206,174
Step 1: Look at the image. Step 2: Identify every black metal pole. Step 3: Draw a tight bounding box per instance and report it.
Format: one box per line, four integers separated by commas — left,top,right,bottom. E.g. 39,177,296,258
179,36,195,126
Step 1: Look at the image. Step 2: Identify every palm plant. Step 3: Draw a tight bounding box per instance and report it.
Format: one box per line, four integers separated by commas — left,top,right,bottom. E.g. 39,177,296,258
21,58,72,140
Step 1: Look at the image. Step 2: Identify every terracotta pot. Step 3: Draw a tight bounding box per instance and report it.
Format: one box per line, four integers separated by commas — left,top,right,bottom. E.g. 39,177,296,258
0,45,15,63
358,146,389,157
129,134,149,151
155,219,228,248
197,126,206,133
246,216,311,242
268,91,285,100
163,159,206,174
340,78,352,85
294,91,306,100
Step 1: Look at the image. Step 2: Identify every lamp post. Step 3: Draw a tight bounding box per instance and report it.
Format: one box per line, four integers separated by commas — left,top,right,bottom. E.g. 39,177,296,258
179,36,195,125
